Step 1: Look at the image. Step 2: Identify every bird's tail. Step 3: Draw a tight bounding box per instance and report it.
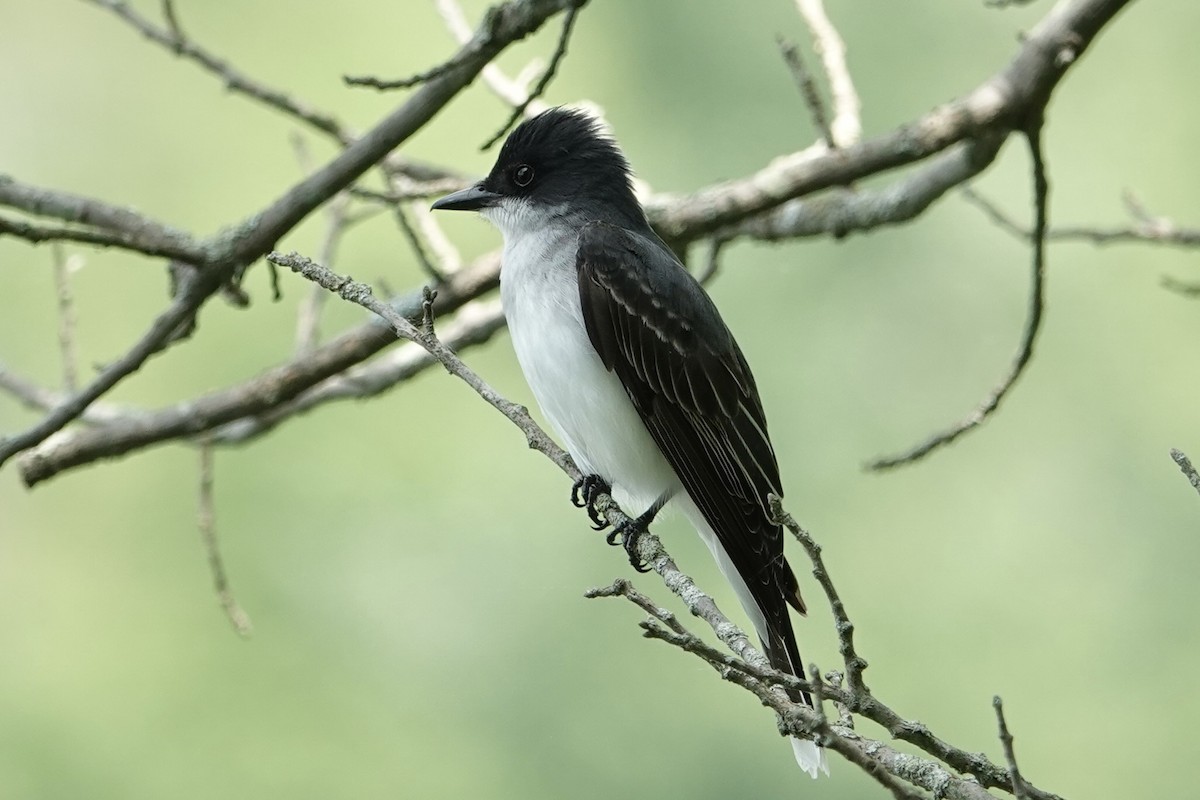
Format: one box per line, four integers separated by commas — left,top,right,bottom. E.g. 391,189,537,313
791,738,828,779
679,498,828,779
763,630,830,779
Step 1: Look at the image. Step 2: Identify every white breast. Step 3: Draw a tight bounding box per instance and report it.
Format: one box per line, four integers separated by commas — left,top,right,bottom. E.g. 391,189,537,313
496,220,679,514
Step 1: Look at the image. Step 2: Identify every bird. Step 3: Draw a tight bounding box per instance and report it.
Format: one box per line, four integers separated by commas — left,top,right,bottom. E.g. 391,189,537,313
432,107,826,778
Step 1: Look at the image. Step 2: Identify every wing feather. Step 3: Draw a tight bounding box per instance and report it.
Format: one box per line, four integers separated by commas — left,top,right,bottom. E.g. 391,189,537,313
575,220,807,673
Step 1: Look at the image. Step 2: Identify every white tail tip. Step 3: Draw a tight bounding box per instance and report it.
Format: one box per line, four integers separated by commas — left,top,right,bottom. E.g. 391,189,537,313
791,738,829,779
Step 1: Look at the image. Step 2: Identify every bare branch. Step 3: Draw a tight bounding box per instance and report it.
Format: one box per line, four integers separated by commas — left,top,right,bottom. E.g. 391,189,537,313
9,126,1007,482
291,134,355,356
198,442,253,636
994,696,1030,800
963,186,1200,248
0,276,222,470
50,245,80,392
393,203,446,283
252,249,1065,799
0,175,206,262
268,251,573,473
159,0,185,47
84,0,354,145
3,0,578,472
597,579,994,799
411,200,463,273
715,132,1005,242
351,179,470,205
0,364,142,426
770,498,1057,799
436,0,552,116
1171,449,1200,499
696,238,724,285
651,0,1128,242
16,255,503,485
793,0,860,147
213,299,505,445
777,36,835,148
1160,276,1200,297
480,1,585,150
768,496,868,696
344,48,480,91
869,121,1048,471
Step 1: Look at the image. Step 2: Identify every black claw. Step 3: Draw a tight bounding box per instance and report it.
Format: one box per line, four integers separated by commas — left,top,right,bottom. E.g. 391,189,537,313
571,474,611,530
608,517,651,573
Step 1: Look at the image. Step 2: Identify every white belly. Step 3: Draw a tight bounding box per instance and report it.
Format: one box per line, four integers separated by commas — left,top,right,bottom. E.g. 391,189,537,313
499,231,679,514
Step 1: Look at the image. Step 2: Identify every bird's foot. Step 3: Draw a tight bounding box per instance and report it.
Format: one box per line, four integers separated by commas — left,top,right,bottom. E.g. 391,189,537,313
605,513,653,573
570,474,611,530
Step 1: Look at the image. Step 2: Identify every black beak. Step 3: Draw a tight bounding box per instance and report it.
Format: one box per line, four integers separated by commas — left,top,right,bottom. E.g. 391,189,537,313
431,183,502,212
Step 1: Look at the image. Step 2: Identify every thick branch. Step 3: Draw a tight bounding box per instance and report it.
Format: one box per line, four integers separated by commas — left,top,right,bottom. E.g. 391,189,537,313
17,256,501,486
1,0,576,472
715,133,1005,242
648,0,1129,242
0,175,206,262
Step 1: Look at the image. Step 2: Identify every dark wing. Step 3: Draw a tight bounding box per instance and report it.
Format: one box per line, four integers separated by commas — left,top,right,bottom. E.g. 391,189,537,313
576,220,807,676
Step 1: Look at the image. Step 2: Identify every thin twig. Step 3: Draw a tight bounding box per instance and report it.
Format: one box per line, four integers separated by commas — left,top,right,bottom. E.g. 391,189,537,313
267,250,573,473
825,671,854,729
17,256,505,483
0,172,193,236
344,53,477,90
607,578,1033,800
767,504,1057,799
266,250,783,677
768,496,869,696
394,204,446,283
1160,277,1200,297
436,0,552,117
421,286,439,336
696,238,724,285
480,1,584,150
84,0,354,144
351,179,470,205
591,582,935,798
294,193,351,355
345,3,508,91
777,36,834,148
653,0,1124,241
1171,449,1200,499
869,120,1049,471
0,364,141,426
50,244,80,393
793,0,860,148
290,133,354,356
7,0,576,474
962,186,1200,248
411,200,463,274
198,442,253,636
0,210,204,263
159,0,185,49
0,275,219,470
994,696,1030,800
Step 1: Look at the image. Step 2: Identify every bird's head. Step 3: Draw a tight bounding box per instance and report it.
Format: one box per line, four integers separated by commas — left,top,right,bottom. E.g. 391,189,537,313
432,107,643,234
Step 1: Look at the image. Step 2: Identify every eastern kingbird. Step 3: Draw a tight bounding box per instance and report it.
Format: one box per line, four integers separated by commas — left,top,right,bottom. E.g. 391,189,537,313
433,108,826,778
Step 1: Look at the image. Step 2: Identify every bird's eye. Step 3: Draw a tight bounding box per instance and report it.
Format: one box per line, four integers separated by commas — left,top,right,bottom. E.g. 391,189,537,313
513,164,534,187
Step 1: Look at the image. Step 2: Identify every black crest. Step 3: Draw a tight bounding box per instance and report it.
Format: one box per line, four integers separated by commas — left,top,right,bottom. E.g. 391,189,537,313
483,108,643,224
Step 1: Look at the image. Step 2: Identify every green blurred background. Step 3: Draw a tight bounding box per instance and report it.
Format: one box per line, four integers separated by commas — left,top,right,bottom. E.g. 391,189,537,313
1,1,1197,797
